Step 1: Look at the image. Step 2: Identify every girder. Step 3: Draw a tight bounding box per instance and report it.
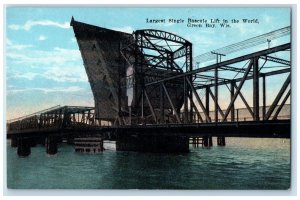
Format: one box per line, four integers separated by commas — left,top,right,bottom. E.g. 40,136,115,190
136,29,190,44
260,55,291,66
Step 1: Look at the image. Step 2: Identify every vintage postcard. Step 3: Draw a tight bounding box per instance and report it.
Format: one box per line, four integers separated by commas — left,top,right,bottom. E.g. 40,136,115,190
5,6,291,191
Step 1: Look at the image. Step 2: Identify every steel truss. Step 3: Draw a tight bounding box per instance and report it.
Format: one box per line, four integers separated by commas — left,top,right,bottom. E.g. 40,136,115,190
121,29,193,124
7,106,98,131
125,39,291,124
7,32,291,129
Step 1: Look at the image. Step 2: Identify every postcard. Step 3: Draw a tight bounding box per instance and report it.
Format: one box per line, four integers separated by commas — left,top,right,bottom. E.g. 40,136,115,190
6,6,291,190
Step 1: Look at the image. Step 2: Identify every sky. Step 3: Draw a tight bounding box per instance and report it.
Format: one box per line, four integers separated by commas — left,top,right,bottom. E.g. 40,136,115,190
5,7,291,120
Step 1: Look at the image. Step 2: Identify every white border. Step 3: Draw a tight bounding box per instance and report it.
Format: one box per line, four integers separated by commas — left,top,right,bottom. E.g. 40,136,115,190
1,1,299,199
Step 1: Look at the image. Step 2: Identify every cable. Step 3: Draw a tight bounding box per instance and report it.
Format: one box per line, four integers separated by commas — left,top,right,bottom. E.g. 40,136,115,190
194,26,290,65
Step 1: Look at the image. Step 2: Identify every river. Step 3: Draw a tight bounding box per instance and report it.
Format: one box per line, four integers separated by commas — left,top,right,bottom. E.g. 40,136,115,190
6,137,290,189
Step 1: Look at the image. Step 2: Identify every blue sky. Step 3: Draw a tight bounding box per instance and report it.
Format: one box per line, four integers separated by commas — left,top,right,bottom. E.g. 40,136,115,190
5,7,291,119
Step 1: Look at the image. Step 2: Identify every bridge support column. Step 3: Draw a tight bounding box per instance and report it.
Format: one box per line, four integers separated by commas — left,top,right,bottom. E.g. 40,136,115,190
17,138,31,157
262,74,266,119
253,57,260,121
45,137,58,155
217,136,226,146
203,136,213,147
205,86,210,122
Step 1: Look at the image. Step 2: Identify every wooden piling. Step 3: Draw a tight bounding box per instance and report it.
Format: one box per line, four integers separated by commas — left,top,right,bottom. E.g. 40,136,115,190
217,136,226,146
203,136,213,147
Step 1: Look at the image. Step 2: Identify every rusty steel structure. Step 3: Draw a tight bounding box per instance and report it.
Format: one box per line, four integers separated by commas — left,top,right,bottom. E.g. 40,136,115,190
7,106,96,132
121,29,193,125
70,18,290,126
71,18,193,125
6,18,291,155
71,18,131,121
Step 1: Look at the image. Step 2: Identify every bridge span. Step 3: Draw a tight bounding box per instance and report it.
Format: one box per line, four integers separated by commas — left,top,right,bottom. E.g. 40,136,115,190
7,104,290,156
7,19,291,156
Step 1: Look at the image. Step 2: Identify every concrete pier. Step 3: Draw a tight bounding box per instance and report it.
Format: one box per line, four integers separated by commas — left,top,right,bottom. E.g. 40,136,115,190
203,136,213,147
17,138,31,157
45,137,58,155
116,135,189,153
217,136,226,146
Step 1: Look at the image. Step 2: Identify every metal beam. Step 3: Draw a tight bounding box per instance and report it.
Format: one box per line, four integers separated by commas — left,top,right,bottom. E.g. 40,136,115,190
189,97,204,123
183,77,188,123
215,65,219,122
142,34,169,58
219,65,248,73
262,74,266,119
264,74,291,120
161,82,181,123
145,43,290,87
205,86,210,122
260,55,291,66
189,89,193,123
173,45,186,59
195,74,230,82
141,34,170,53
144,90,157,123
141,31,188,45
208,88,225,120
188,45,193,123
230,82,235,121
272,89,290,120
196,68,290,89
223,60,253,121
253,57,260,120
185,77,211,122
233,84,255,119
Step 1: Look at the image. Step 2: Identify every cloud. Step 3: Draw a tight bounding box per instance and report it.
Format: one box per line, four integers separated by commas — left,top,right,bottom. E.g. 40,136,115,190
42,66,88,82
7,86,83,94
6,44,88,83
11,72,38,80
112,26,134,33
38,35,47,41
6,39,32,50
6,47,81,66
8,65,88,83
8,20,70,31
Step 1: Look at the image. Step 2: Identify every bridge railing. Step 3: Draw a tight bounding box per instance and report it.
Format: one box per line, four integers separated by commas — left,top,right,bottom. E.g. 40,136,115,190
115,104,290,126
185,104,290,123
7,103,290,132
7,106,97,132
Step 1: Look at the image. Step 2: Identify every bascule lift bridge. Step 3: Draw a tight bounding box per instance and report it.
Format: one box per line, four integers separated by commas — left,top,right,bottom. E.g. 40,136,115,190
7,18,291,156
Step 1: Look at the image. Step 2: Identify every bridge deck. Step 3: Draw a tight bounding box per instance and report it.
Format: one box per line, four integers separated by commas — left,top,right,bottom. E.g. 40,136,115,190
7,119,290,139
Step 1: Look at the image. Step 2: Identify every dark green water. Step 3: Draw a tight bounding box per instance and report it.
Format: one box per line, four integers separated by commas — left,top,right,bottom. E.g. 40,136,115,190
6,138,290,189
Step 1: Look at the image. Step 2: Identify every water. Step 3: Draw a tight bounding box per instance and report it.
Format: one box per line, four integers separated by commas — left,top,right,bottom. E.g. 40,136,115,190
6,138,290,189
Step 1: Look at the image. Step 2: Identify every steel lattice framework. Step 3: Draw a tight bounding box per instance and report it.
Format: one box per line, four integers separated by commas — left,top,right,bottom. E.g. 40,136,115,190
6,20,292,157
117,24,291,125
120,29,194,124
7,20,291,129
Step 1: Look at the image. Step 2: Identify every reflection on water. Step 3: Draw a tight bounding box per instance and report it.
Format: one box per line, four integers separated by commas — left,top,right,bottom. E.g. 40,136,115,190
7,137,290,189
